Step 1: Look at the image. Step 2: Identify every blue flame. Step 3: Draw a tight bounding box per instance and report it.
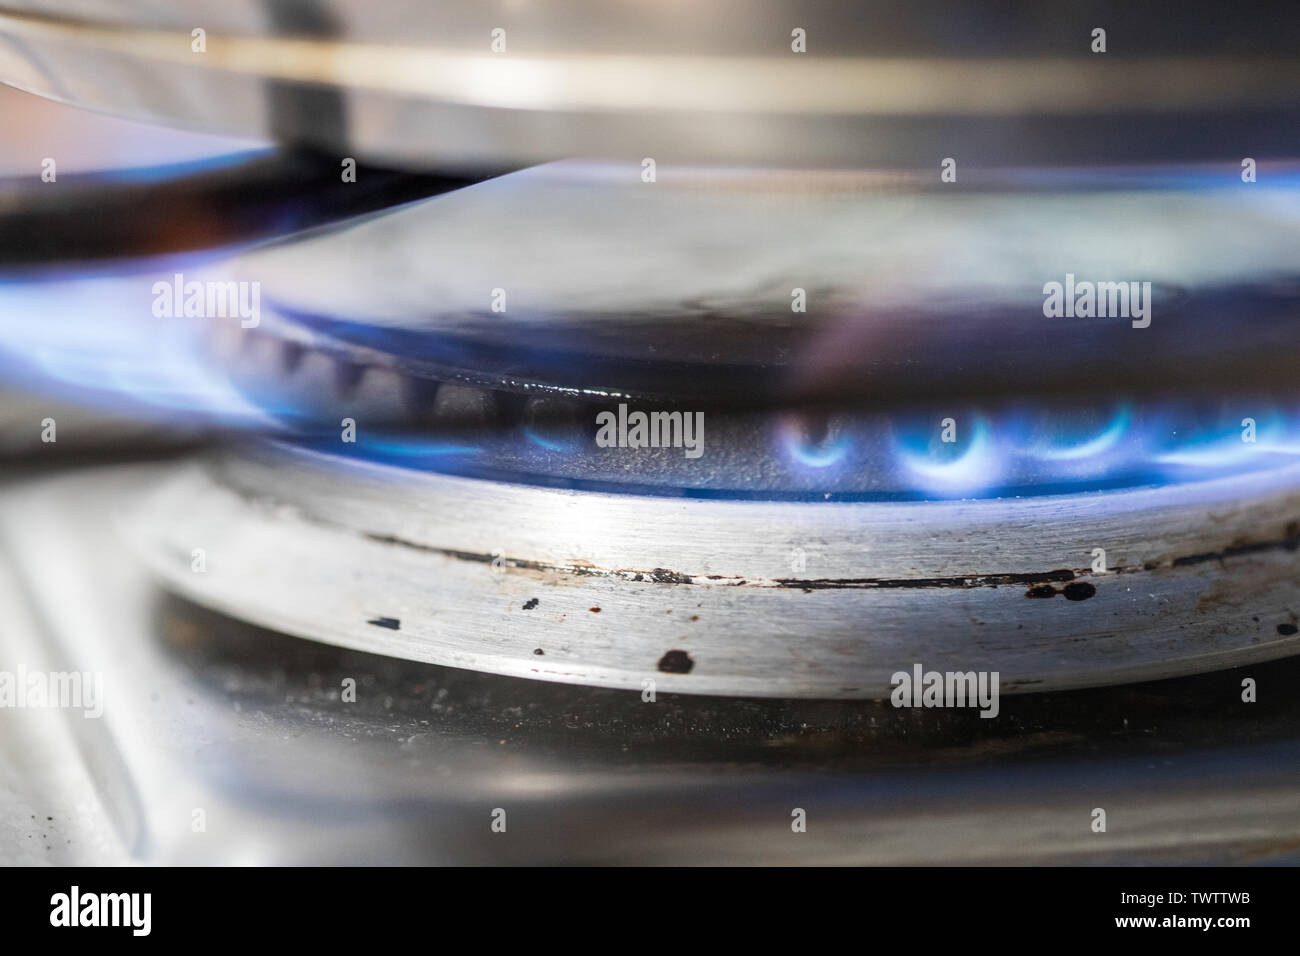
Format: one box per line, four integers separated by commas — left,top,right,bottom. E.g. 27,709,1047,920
895,415,1001,494
761,402,1300,501
346,435,480,459
521,425,574,452
777,414,853,468
0,270,272,424
1026,405,1133,461
3,266,1298,501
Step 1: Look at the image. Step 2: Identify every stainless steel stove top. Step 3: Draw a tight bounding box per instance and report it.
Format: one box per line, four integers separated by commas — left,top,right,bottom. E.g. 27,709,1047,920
6,464,1300,865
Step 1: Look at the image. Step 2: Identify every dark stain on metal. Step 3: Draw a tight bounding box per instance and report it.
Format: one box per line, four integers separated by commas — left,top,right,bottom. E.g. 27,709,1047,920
522,598,539,610
367,616,401,630
261,494,1300,595
589,606,601,613
1025,582,1097,601
658,650,694,674
1279,623,1299,635
784,569,1076,591
533,647,545,655
1001,678,1045,691
1063,582,1097,601
1170,529,1300,568
650,568,692,584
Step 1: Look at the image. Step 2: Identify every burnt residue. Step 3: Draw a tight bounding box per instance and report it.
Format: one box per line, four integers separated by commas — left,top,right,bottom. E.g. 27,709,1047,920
235,487,1300,595
650,568,693,584
353,527,1087,592
360,532,702,584
1167,525,1300,568
533,647,545,655
1063,582,1097,601
1279,623,1299,636
367,616,401,630
1024,581,1098,601
347,526,1299,593
657,650,695,674
521,598,539,610
783,569,1076,591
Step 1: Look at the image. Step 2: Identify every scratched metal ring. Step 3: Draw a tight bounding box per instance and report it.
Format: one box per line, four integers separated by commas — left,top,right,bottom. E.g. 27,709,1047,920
121,440,1300,698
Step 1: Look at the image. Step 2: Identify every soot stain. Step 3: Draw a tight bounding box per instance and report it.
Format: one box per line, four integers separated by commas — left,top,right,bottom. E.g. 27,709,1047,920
522,598,539,610
1279,623,1298,636
657,650,694,674
1063,582,1097,601
650,568,693,584
1025,581,1097,601
366,616,401,630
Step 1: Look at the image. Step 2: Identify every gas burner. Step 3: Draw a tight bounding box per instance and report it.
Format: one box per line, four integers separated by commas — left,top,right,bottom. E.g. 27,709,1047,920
102,157,1300,697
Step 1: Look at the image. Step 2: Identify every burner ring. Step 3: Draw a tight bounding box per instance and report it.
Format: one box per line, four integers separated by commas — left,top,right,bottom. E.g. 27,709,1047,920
122,441,1300,698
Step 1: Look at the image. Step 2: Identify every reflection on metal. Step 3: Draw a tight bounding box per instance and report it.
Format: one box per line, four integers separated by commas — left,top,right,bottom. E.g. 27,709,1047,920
222,162,1300,407
2,4,1298,166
